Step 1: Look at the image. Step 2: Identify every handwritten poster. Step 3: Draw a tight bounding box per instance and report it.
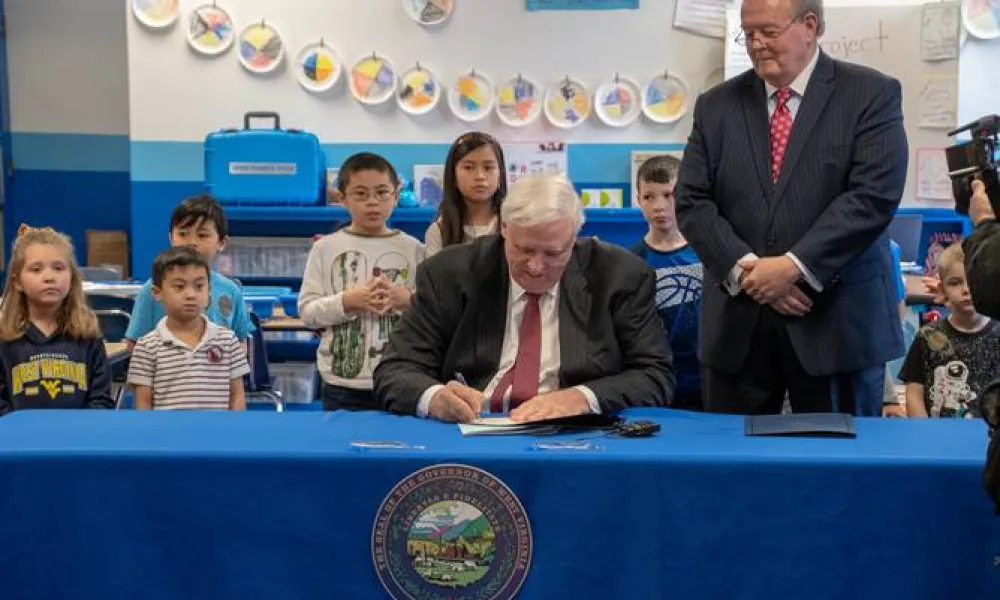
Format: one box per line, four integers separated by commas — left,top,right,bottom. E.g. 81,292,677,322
724,7,753,80
920,1,961,62
918,74,958,129
674,0,731,38
526,0,638,10
504,142,569,186
915,148,953,201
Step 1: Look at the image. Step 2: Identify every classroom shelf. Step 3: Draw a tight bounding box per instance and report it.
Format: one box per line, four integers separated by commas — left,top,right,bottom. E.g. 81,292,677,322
225,205,650,223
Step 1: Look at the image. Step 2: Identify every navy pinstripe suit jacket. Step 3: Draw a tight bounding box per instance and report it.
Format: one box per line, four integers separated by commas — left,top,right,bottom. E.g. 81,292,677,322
373,236,676,414
675,51,907,376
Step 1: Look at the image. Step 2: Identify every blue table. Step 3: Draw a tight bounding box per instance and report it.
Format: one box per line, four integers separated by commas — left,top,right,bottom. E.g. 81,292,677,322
0,408,997,599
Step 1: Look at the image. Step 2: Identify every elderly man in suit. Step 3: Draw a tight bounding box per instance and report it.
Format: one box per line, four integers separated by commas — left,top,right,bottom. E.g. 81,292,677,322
374,173,674,423
675,0,908,416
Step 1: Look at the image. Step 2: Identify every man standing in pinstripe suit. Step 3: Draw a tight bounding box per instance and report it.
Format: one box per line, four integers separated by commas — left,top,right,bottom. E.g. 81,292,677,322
675,0,908,416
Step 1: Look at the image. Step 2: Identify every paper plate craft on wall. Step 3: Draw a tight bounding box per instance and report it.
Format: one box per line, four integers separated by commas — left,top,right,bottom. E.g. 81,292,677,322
403,0,455,26
594,74,641,127
238,20,285,74
349,53,397,105
544,77,591,129
962,0,1000,39
496,74,542,128
186,4,235,55
642,72,690,124
449,70,495,123
295,41,341,93
132,0,180,29
397,63,440,115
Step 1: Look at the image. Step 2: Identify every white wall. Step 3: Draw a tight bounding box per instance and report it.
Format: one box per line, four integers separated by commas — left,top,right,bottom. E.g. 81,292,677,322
4,0,993,141
6,0,129,135
126,0,724,143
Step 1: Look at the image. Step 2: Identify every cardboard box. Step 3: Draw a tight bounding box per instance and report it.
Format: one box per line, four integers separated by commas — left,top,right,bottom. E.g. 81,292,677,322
86,230,129,279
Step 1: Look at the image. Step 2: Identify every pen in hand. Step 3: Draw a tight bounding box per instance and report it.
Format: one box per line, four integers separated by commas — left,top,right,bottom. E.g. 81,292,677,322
454,372,486,416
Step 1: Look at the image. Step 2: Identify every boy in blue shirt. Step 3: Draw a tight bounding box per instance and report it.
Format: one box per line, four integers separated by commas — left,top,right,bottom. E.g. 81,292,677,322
124,194,253,350
630,155,704,411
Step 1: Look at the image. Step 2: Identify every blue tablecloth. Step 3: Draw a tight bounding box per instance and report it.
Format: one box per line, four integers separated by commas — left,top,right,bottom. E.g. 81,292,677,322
0,408,997,599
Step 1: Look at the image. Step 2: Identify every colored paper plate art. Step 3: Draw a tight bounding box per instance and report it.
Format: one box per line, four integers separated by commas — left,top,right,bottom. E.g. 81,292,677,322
403,0,455,26
496,74,542,128
544,77,591,129
449,70,495,123
594,75,641,127
132,0,180,29
397,64,441,115
238,21,285,73
962,0,1000,39
642,72,690,124
350,54,397,105
295,42,341,92
186,4,235,55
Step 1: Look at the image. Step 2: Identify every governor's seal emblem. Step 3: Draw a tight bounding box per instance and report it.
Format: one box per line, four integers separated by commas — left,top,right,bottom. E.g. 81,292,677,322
372,464,533,600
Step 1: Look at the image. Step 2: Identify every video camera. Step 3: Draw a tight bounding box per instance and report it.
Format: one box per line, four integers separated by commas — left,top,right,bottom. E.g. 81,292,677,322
945,115,1000,215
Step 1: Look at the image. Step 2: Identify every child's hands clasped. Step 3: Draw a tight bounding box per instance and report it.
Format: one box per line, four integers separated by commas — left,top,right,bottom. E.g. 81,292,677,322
343,276,412,315
344,278,386,315
381,278,412,312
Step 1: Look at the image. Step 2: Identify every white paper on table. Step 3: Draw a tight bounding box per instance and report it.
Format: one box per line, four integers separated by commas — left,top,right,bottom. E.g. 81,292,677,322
920,1,961,62
918,74,958,130
674,0,733,39
458,417,540,436
915,148,953,201
724,7,753,81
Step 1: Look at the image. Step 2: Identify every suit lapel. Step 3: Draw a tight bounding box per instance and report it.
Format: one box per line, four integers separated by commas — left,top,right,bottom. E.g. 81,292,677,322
740,75,775,201
772,52,836,203
475,240,509,381
557,246,591,383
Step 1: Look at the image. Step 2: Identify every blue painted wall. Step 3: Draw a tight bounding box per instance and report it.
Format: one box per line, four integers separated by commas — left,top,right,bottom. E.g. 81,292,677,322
5,133,130,263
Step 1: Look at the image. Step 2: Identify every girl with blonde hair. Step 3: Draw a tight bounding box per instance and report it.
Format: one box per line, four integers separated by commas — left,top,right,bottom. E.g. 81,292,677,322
0,226,112,414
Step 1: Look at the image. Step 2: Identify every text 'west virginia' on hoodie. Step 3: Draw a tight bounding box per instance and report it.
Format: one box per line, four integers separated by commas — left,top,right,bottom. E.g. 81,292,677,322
0,324,113,415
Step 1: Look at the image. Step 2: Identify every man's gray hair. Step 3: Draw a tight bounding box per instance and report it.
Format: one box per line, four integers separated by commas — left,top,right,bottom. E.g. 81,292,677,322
795,0,825,36
500,172,585,233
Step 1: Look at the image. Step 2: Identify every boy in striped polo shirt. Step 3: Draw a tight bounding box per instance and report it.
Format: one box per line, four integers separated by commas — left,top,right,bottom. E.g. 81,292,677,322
127,247,250,410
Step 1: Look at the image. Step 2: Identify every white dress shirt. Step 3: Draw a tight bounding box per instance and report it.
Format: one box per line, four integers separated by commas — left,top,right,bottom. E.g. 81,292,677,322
725,47,823,296
415,278,600,417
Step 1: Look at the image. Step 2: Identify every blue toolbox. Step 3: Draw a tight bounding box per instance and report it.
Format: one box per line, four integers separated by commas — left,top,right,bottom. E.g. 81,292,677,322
204,112,326,206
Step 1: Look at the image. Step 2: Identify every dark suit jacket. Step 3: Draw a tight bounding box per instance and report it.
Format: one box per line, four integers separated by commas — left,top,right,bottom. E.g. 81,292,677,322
675,51,907,377
373,235,675,415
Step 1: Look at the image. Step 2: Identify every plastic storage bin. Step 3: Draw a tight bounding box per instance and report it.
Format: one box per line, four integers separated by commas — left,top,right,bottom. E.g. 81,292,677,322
269,362,317,404
245,296,277,319
280,293,299,317
242,286,293,298
217,237,314,279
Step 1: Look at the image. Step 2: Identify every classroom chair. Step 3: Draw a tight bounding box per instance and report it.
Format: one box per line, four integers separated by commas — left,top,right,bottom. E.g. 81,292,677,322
245,312,284,412
96,309,131,343
96,308,132,408
80,266,122,282
87,294,135,314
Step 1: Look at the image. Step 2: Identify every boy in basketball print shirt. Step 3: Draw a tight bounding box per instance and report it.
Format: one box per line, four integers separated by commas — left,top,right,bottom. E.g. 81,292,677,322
630,155,704,411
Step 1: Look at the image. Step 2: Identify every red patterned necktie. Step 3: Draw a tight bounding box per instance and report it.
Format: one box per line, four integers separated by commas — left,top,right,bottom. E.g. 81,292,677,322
489,293,542,413
770,87,794,183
